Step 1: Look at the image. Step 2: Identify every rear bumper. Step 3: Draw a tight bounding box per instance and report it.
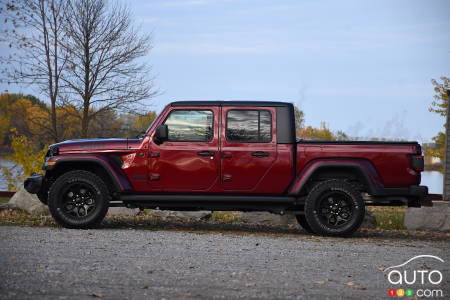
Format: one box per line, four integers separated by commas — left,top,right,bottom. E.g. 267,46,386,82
24,174,44,194
369,185,430,207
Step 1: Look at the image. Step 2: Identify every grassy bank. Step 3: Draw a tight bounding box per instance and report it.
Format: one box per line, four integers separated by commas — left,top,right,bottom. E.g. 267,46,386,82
367,207,406,230
0,209,449,242
137,208,407,229
0,197,10,203
0,206,407,230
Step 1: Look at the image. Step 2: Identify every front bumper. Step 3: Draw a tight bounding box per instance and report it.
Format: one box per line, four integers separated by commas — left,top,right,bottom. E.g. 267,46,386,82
24,174,44,194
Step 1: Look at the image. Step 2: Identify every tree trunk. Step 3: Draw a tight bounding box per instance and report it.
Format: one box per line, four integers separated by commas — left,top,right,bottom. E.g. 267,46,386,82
81,101,89,138
81,26,90,138
51,99,58,142
444,90,450,201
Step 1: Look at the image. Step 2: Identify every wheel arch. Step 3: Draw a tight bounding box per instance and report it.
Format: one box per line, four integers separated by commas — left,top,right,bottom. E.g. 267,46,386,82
289,160,381,196
45,157,131,194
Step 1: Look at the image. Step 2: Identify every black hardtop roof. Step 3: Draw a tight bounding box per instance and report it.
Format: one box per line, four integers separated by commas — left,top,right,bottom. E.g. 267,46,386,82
170,100,293,107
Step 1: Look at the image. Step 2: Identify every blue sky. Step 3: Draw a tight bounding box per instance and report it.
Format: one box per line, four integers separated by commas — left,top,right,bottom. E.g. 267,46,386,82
3,0,450,142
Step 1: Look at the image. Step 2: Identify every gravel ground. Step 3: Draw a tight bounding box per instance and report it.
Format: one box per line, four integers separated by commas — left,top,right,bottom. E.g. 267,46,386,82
0,226,449,300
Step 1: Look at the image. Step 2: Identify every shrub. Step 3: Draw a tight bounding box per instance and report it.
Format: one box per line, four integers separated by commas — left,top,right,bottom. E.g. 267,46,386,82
1,134,47,191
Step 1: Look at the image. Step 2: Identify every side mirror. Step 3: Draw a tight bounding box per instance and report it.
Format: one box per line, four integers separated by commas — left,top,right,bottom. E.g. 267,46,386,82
155,124,168,144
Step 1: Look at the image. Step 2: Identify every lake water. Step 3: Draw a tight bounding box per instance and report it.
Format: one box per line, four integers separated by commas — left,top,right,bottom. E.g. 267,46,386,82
0,158,20,190
420,171,443,194
0,158,444,193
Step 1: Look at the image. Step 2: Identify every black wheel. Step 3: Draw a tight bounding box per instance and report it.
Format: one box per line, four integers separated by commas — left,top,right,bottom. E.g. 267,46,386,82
304,179,365,237
48,170,110,229
295,214,314,233
37,190,48,205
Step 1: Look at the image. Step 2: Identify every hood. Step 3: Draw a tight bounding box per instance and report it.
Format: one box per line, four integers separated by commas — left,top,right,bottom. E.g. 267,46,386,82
51,138,142,152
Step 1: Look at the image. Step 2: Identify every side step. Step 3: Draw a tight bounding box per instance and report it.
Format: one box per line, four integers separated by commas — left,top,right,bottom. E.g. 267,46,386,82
116,194,299,212
119,194,296,203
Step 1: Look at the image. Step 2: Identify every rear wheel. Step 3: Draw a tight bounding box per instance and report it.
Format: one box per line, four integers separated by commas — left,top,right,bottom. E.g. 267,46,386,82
304,179,365,236
48,170,110,229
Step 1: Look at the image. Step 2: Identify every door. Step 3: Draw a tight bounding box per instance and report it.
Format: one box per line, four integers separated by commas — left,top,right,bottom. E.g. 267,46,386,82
220,107,277,191
148,107,219,191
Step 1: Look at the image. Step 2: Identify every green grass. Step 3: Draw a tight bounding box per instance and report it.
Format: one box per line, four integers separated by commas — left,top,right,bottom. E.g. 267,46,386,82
368,206,406,230
0,197,10,203
211,211,241,223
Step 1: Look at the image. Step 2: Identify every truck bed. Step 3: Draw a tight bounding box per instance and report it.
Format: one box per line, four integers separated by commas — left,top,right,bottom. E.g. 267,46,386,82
297,139,420,146
296,139,422,188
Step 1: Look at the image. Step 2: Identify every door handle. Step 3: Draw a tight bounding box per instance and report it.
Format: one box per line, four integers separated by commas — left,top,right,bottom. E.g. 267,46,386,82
197,151,215,157
251,151,269,158
221,152,232,158
149,173,160,181
223,174,232,181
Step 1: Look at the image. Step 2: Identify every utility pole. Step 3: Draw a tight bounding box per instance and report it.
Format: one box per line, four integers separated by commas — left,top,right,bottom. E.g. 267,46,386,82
444,90,450,201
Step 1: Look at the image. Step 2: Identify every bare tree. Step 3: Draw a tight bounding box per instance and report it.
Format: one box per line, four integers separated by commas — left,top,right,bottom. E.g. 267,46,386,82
60,0,157,138
0,0,68,142
294,106,305,129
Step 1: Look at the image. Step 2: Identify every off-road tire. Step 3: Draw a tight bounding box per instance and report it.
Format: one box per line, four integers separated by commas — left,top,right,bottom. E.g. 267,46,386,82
304,179,365,237
295,215,314,233
48,170,110,229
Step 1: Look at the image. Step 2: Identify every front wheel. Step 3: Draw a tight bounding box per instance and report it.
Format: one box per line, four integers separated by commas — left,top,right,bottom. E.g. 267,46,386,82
48,170,110,229
304,179,365,237
295,215,314,233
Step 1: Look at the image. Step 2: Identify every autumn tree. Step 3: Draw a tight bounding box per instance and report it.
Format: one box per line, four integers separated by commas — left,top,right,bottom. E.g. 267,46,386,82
1,134,47,190
427,77,449,164
298,122,335,140
0,93,50,147
132,111,157,133
0,0,68,142
59,0,157,138
430,77,449,117
294,106,305,129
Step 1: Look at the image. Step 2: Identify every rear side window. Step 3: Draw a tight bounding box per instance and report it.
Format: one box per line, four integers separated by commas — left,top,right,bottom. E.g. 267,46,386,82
226,110,272,143
164,110,213,142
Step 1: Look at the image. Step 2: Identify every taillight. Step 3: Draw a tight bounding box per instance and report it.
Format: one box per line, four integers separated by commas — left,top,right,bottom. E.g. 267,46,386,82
411,155,424,172
415,144,422,155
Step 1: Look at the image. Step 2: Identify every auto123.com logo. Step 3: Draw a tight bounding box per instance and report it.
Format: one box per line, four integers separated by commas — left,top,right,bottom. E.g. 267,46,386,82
384,255,445,298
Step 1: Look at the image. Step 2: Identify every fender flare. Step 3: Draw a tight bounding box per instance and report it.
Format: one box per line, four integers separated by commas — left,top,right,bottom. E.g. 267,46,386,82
288,160,382,195
46,156,132,191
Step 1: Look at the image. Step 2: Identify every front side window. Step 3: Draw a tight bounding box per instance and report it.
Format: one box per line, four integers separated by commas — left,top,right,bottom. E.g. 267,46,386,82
164,110,213,142
226,110,272,143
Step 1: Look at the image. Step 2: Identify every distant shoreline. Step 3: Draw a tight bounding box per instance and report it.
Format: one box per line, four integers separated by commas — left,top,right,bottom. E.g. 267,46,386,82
424,163,443,172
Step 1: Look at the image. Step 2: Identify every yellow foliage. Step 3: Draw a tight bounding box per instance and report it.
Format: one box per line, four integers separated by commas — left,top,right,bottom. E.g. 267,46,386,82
424,132,444,172
57,105,82,140
428,77,449,173
1,134,47,191
297,122,335,140
2,97,52,148
0,94,20,145
133,111,157,133
429,77,449,117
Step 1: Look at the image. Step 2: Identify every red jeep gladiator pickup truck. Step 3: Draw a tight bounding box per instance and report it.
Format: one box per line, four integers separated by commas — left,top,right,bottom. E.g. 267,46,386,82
24,101,428,236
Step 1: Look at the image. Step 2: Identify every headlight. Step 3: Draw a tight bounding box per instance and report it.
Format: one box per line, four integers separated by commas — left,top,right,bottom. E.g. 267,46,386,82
45,147,59,161
50,146,59,156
